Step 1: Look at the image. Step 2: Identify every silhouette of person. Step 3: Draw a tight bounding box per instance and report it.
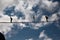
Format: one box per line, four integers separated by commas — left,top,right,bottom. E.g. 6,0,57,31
0,32,5,40
10,17,12,23
33,15,35,23
45,16,48,22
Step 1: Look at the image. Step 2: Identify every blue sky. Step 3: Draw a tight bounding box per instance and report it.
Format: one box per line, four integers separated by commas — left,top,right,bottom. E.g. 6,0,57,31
0,0,60,40
6,22,60,40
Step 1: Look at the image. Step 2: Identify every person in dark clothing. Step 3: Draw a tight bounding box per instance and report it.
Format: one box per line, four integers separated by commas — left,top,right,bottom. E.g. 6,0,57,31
11,17,12,23
10,17,13,23
33,15,35,23
45,16,48,22
0,32,5,40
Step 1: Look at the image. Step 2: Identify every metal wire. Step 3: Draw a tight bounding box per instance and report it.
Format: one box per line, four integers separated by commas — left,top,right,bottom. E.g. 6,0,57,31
0,21,51,23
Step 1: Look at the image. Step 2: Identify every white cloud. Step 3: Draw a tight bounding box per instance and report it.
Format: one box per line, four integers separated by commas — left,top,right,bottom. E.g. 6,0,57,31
39,30,46,38
54,10,60,28
41,15,47,22
0,0,16,11
0,0,59,38
40,0,59,12
48,13,58,22
25,38,33,40
0,23,13,34
14,0,59,30
39,30,52,40
0,11,10,22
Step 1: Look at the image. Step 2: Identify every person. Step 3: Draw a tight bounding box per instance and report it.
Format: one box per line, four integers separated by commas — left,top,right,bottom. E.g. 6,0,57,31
0,32,5,40
10,17,12,23
45,16,48,22
33,15,35,23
